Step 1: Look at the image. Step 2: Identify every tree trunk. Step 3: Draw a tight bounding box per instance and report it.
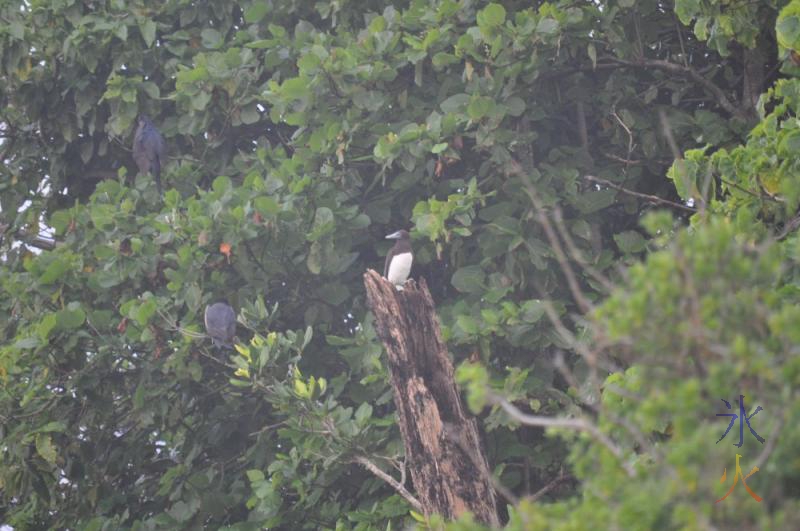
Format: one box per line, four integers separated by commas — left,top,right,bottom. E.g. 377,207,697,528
742,40,767,123
363,270,499,526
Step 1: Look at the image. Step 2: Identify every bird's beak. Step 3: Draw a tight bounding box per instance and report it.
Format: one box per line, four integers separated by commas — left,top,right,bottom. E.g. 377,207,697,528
385,231,404,239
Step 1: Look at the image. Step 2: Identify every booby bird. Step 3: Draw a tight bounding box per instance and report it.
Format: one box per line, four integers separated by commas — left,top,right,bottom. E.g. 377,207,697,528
204,302,236,349
384,230,413,289
133,114,166,196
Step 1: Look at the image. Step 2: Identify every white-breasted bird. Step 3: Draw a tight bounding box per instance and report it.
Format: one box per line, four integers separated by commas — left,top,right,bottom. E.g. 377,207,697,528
383,230,413,289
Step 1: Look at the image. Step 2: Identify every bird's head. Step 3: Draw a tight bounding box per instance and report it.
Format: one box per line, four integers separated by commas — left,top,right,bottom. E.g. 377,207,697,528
385,229,410,240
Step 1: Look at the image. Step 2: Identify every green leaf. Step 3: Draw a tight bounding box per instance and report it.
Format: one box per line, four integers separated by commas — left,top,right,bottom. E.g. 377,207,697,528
37,313,58,341
520,300,545,323
575,189,617,214
505,96,526,117
467,96,494,120
307,240,323,275
191,90,212,111
30,421,67,434
168,500,197,522
244,3,270,23
39,257,69,285
57,305,86,330
294,379,309,398
212,175,232,193
613,230,647,253
201,28,223,49
451,265,485,293
456,314,479,335
139,19,156,47
587,42,597,68
35,434,57,464
536,18,559,35
440,93,469,113
254,196,280,216
478,4,506,28
50,210,72,234
8,21,24,40
246,469,265,482
14,337,40,350
135,298,158,326
355,402,373,426
308,207,335,241
431,142,448,154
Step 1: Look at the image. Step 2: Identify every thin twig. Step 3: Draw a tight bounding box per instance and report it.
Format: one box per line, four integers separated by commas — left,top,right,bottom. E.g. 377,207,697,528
354,456,423,512
521,178,592,313
658,108,682,162
527,468,571,502
777,213,800,240
657,109,697,210
611,110,635,167
248,420,288,438
576,101,589,152
550,205,615,292
195,347,240,370
584,175,696,213
488,394,635,477
603,152,642,165
752,407,784,471
609,57,745,119
719,177,775,202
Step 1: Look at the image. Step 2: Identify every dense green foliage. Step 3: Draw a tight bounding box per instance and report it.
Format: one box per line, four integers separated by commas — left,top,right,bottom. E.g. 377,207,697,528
1,0,798,529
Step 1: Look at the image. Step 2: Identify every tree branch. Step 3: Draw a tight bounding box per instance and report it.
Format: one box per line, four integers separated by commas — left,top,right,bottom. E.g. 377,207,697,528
0,224,58,250
608,57,747,120
354,456,423,513
487,394,636,477
777,212,800,240
521,178,593,313
583,175,696,213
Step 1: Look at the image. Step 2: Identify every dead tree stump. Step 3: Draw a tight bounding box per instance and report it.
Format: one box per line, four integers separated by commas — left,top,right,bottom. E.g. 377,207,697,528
363,269,499,526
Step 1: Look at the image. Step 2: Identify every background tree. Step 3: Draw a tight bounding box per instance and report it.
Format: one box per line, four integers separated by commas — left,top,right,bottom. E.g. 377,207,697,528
0,0,796,529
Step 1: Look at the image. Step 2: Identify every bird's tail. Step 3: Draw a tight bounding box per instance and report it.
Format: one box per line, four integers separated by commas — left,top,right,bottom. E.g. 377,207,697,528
153,159,163,196
212,337,234,350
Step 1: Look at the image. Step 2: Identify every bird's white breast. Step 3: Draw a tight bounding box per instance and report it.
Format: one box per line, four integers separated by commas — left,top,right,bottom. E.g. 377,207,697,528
387,252,413,286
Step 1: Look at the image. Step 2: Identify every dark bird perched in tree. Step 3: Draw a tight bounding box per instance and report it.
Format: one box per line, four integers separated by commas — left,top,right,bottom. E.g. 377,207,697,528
133,114,166,195
384,230,413,289
204,302,236,349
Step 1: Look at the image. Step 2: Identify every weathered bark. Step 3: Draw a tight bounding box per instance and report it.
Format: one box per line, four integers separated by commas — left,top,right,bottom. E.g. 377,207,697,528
742,37,769,123
363,269,499,526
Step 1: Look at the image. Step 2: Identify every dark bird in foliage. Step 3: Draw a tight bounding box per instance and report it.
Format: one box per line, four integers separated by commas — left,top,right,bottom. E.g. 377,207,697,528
384,230,413,289
204,302,236,349
133,114,166,195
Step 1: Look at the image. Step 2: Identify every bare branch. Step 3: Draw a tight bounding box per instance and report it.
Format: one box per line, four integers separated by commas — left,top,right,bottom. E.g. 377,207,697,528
777,213,800,240
521,178,592,313
611,110,635,168
0,223,58,250
576,102,589,152
354,456,423,512
527,468,572,502
488,394,636,477
550,205,615,292
609,57,747,120
658,109,682,162
584,175,696,213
